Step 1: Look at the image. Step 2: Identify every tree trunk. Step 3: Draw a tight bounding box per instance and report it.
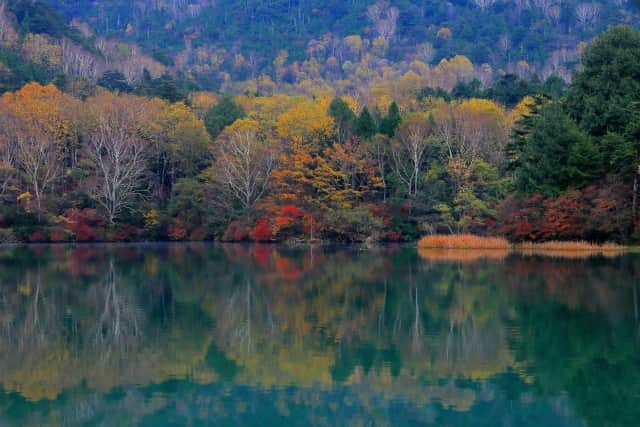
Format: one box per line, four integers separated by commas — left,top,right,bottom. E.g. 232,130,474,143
633,169,638,236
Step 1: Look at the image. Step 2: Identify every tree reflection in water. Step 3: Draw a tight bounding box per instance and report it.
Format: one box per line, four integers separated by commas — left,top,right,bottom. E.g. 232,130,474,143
0,243,637,426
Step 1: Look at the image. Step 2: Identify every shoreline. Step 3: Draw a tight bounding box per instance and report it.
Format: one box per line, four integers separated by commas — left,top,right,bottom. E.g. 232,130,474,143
1,239,636,250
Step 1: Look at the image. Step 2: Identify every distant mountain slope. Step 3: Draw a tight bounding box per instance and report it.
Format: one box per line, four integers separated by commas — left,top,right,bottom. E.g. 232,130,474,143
49,0,638,66
2,0,639,94
0,0,171,94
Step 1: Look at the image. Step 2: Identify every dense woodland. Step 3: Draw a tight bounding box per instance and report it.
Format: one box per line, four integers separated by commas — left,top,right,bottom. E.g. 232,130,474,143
0,0,639,243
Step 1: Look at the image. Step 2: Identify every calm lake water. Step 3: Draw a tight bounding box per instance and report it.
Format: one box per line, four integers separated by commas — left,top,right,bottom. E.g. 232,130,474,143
0,243,638,426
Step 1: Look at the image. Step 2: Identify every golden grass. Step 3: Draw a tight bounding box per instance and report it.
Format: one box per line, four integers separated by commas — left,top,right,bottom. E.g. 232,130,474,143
516,249,623,259
514,241,625,252
417,235,627,261
515,241,626,259
418,234,511,250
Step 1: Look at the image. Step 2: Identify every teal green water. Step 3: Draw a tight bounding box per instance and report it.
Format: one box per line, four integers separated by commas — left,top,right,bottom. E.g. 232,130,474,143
0,244,638,426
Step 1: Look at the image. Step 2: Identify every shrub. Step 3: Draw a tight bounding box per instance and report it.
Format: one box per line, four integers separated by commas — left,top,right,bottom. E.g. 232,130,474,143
109,224,139,242
28,229,47,243
65,208,105,242
50,225,71,242
168,223,187,241
222,220,252,242
189,226,207,241
0,228,20,244
253,217,273,242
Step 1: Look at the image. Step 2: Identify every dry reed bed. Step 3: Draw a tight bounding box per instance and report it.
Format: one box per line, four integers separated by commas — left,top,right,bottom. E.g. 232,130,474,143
417,235,626,261
513,241,625,252
418,234,511,250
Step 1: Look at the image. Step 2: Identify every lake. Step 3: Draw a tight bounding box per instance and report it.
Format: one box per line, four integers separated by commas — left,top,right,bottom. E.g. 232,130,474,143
0,243,638,426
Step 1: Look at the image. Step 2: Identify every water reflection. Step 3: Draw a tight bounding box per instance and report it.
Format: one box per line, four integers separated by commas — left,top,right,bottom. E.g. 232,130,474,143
0,244,638,426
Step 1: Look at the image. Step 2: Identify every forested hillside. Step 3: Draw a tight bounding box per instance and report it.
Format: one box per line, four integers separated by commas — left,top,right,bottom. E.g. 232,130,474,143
49,0,638,73
2,0,638,95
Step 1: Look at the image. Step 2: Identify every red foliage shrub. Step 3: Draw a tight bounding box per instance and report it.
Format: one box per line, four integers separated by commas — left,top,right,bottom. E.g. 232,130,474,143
168,223,187,241
499,178,632,242
65,208,105,242
266,205,308,240
274,205,305,228
222,220,251,242
515,219,535,240
281,205,304,217
580,179,631,241
50,225,69,242
383,230,402,241
189,226,207,241
368,203,403,241
539,191,586,240
28,229,47,243
110,224,139,242
253,217,273,242
233,225,248,241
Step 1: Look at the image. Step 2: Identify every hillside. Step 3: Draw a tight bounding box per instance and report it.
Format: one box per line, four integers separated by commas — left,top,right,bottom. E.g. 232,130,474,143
51,0,639,77
0,0,171,95
2,0,639,95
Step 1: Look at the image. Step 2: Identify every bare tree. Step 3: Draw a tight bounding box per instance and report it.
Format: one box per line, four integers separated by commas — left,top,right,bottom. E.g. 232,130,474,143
367,1,400,41
213,120,278,211
575,3,601,27
434,102,507,167
533,0,562,22
16,135,58,220
1,114,60,221
62,39,100,80
370,135,390,201
472,0,497,10
85,94,152,224
0,2,18,47
390,117,432,197
0,113,16,200
416,42,436,64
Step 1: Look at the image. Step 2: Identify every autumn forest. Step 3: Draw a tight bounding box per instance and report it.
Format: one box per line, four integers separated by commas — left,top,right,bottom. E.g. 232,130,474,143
0,0,639,243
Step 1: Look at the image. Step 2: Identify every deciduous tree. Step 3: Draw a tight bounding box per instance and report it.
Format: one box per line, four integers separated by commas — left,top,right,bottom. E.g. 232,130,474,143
213,118,278,211
85,93,154,224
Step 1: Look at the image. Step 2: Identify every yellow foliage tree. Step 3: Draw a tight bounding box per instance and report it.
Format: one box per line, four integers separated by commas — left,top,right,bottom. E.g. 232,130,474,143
276,98,335,149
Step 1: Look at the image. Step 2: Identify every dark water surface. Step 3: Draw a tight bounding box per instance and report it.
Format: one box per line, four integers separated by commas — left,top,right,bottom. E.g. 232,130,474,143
0,243,639,426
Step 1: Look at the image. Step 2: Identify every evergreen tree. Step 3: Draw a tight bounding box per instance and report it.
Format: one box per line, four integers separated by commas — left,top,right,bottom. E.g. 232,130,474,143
514,103,593,196
97,70,133,93
486,74,535,108
565,25,640,137
355,107,376,140
380,102,402,137
451,79,483,99
203,97,246,138
505,95,548,171
541,75,567,99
